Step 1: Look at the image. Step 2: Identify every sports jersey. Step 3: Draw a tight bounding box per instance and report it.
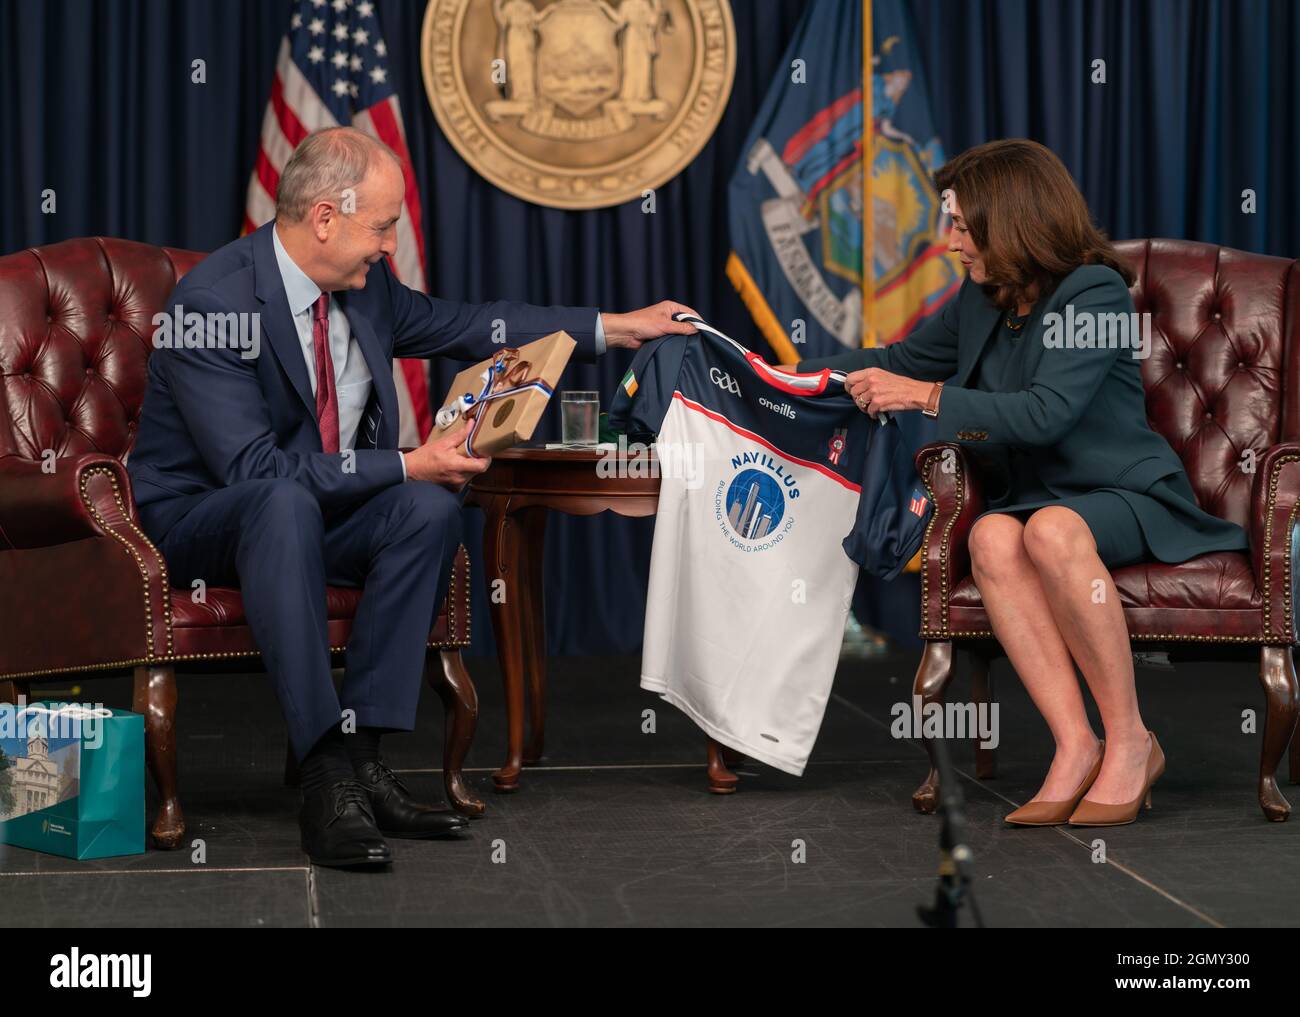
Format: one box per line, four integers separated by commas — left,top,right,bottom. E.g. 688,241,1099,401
608,316,934,774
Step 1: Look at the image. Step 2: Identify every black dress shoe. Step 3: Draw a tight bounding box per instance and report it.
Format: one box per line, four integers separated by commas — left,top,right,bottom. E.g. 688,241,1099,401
355,760,470,840
299,778,393,868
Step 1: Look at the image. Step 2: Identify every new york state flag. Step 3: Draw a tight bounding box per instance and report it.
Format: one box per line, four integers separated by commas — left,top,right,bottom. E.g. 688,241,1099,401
727,0,963,364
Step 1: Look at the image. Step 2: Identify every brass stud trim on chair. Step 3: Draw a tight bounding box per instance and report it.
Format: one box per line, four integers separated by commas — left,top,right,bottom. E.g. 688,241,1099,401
59,452,478,686
445,548,457,640
917,454,937,633
78,466,172,660
460,548,472,644
1261,455,1300,643
3,488,474,682
919,627,1289,645
438,544,473,647
918,449,965,638
81,466,175,654
0,630,473,682
914,449,1298,648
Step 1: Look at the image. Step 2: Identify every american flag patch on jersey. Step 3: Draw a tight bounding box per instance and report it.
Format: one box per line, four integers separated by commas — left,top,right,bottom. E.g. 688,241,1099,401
909,491,929,517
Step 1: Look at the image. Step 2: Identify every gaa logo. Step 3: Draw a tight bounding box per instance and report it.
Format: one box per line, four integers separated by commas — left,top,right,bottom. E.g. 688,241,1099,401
709,366,741,397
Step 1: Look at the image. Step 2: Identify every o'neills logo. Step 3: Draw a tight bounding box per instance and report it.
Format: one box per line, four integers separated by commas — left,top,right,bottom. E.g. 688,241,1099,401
50,948,152,997
758,395,796,419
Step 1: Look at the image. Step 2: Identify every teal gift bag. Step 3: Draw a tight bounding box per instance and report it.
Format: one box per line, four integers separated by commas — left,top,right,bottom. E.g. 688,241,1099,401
0,702,145,859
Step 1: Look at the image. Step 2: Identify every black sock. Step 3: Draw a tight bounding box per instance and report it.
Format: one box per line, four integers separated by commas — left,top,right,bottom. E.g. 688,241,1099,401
299,727,354,794
343,726,385,771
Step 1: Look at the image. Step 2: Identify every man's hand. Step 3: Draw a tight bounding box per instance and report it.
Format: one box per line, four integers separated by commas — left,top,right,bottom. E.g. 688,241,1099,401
845,368,932,417
601,301,701,350
402,425,492,490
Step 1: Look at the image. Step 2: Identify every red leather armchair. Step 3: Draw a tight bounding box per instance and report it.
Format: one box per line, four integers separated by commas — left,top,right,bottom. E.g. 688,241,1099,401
0,237,484,849
909,239,1300,822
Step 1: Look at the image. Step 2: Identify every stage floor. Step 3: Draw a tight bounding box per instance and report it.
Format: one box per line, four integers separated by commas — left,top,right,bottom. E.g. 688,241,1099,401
2,650,1296,927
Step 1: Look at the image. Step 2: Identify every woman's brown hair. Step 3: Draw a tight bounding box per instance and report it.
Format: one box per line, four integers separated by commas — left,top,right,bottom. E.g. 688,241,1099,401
934,139,1135,311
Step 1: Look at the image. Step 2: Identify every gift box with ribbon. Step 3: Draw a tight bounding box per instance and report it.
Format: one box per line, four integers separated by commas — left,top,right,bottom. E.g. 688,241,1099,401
0,701,145,860
434,330,576,457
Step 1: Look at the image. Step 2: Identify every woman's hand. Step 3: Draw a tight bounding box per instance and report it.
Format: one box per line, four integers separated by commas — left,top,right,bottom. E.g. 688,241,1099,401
845,368,933,417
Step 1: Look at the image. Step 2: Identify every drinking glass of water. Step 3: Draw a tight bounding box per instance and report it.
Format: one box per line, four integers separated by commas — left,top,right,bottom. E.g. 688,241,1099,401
561,391,599,446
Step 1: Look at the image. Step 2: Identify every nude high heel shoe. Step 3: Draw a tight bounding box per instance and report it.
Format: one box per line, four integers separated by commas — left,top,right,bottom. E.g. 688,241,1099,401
1068,732,1165,827
1004,741,1105,826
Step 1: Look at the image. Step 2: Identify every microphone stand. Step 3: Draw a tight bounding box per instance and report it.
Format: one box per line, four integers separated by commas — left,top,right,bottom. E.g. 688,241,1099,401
916,733,985,928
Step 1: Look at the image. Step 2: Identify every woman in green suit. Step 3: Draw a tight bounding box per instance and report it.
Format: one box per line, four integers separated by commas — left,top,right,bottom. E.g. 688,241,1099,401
798,139,1248,826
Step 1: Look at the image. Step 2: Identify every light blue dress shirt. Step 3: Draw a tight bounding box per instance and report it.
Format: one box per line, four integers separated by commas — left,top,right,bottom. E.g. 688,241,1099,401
271,225,605,479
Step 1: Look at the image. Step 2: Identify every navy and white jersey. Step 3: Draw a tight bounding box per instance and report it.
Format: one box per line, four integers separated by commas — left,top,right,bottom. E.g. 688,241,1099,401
609,317,934,775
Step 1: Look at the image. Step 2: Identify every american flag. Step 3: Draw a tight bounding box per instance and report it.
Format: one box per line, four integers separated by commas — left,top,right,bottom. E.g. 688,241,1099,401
244,0,432,445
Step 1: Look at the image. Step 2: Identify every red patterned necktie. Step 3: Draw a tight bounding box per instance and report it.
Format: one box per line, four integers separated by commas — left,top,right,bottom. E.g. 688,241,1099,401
311,293,340,453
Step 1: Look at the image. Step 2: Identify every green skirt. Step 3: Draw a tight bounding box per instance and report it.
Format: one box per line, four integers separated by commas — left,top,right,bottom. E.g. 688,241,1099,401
983,490,1149,569
964,325,1248,569
978,466,1249,570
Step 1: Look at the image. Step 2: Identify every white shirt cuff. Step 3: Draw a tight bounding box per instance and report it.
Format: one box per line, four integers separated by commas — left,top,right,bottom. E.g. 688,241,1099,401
594,312,606,356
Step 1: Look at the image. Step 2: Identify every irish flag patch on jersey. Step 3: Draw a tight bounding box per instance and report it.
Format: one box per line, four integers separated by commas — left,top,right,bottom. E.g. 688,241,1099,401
621,368,638,398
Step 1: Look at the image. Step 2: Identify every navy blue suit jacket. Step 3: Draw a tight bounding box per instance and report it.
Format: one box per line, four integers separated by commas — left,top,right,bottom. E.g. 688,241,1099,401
129,221,598,538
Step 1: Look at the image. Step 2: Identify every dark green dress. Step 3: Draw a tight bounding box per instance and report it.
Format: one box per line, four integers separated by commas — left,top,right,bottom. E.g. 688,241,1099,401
798,265,1249,567
968,309,1175,569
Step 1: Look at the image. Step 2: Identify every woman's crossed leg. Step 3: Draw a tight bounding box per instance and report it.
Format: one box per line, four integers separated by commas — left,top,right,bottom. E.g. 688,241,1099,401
968,508,1151,805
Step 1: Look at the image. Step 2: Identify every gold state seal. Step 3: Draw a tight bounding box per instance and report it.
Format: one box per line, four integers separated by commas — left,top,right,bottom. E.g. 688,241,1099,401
421,0,736,209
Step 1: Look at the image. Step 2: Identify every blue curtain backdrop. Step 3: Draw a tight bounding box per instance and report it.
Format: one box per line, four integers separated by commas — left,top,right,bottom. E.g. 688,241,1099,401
1,0,1296,656
907,0,1299,260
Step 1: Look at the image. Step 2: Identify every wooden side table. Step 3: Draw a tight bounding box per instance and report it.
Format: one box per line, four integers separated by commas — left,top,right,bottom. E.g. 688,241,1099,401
466,443,659,791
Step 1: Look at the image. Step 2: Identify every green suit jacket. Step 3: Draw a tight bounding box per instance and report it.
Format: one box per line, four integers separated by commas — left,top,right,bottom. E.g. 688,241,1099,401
798,265,1248,563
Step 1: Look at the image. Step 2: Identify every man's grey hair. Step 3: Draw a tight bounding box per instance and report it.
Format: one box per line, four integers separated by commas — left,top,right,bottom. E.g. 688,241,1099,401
275,127,402,223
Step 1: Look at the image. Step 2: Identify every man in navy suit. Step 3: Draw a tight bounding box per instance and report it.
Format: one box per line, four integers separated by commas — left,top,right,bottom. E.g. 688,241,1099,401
128,126,698,867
